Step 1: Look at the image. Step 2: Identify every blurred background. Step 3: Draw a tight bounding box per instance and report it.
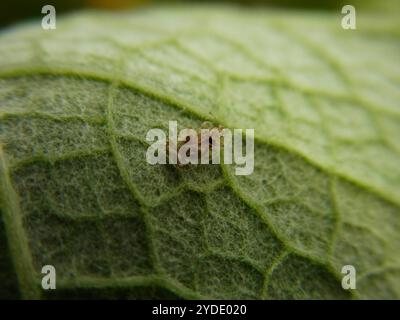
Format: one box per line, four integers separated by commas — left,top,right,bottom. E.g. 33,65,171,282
1,0,398,28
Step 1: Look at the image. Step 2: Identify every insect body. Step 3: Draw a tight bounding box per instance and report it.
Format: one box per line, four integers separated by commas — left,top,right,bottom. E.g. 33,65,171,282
165,122,225,168
146,120,254,175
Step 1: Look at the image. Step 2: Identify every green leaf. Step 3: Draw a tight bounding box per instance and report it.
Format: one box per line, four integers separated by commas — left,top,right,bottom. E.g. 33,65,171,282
0,5,399,299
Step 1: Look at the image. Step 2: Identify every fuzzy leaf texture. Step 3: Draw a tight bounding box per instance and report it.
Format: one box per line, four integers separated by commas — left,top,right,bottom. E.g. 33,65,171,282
0,5,400,299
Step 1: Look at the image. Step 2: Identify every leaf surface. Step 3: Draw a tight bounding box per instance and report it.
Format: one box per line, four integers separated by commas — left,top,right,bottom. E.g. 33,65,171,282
0,5,400,299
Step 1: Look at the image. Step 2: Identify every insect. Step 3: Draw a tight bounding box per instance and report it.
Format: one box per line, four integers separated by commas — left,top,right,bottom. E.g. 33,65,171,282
165,121,225,168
